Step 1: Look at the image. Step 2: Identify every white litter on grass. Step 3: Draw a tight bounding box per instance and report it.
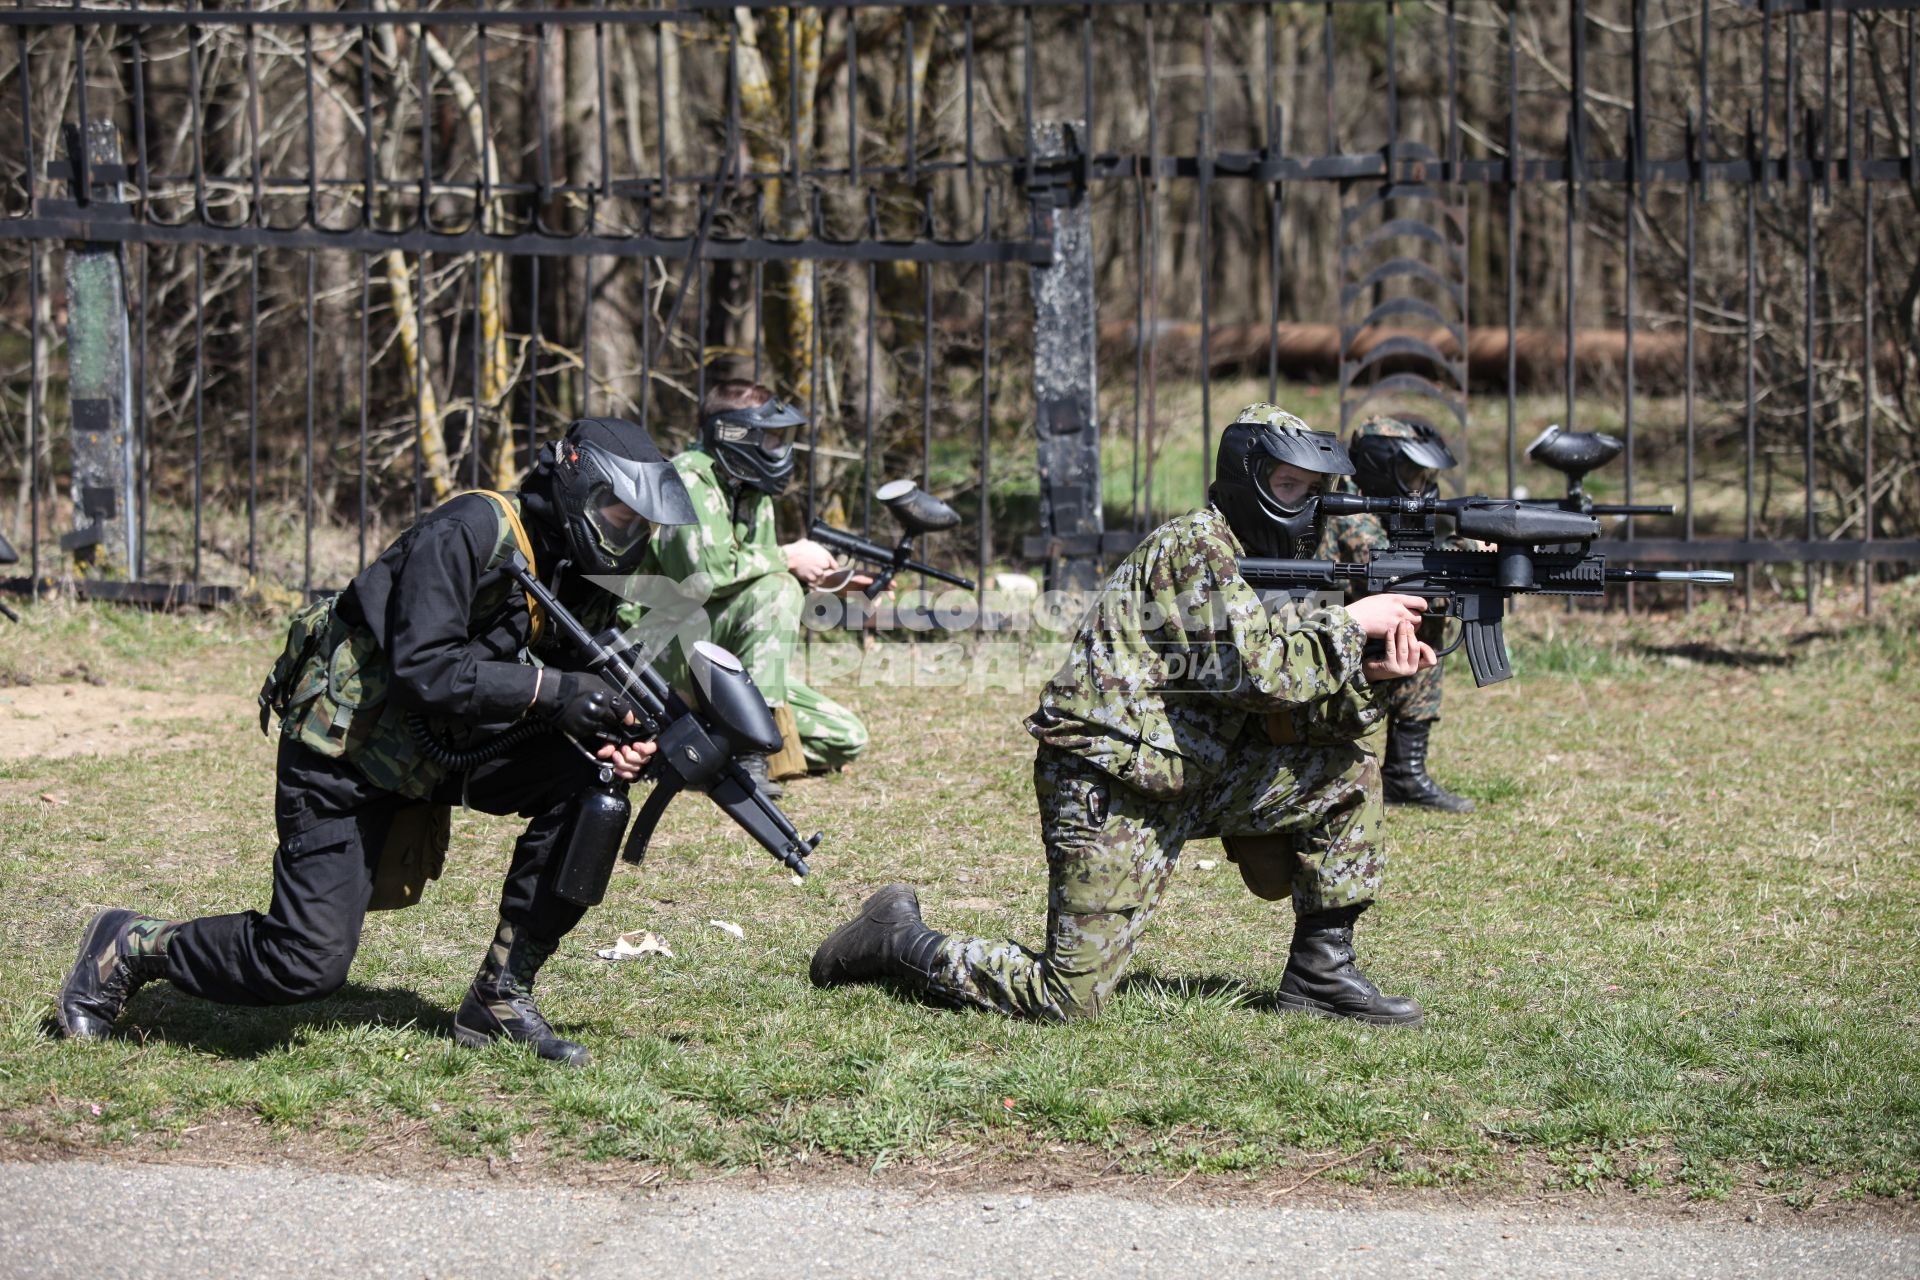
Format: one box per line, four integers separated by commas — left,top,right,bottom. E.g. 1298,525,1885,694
791,875,806,888
1195,859,1218,871
595,930,673,961
709,919,745,940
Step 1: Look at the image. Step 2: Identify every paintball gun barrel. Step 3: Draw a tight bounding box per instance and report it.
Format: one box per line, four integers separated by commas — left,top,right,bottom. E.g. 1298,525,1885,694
807,480,977,599
507,554,821,899
1239,493,1732,687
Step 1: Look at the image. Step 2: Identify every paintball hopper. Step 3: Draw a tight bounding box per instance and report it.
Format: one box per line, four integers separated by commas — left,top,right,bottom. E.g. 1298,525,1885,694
1526,424,1623,489
688,641,784,756
876,479,961,535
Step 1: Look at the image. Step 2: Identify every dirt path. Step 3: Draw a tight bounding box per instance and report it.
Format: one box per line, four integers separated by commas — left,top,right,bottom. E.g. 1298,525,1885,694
0,683,249,762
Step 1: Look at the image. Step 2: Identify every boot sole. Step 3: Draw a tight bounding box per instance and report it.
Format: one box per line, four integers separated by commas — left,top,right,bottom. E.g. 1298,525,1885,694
1274,993,1425,1028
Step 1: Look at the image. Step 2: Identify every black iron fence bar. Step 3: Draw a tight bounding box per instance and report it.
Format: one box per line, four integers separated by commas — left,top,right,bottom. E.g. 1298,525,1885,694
0,217,1055,262
24,150,1912,238
12,0,1911,17
1863,135,1876,613
0,7,702,27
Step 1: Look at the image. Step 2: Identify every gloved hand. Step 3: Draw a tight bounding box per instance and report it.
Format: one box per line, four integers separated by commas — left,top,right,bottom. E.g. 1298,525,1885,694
534,671,632,741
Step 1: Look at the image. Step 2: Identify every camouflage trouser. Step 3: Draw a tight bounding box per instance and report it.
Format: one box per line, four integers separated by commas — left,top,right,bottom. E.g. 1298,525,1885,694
654,569,868,770
1375,650,1445,723
926,737,1385,1021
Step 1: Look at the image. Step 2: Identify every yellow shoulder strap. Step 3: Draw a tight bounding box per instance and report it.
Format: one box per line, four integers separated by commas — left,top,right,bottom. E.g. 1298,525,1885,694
460,489,545,647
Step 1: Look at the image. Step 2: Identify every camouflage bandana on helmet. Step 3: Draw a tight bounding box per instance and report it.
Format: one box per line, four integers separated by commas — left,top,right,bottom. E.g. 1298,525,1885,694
1208,404,1352,558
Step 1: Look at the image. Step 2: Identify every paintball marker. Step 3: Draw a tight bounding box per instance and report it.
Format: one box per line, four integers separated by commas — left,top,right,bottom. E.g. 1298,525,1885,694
807,479,977,599
505,552,822,905
1523,424,1674,518
0,531,16,622
1238,493,1732,687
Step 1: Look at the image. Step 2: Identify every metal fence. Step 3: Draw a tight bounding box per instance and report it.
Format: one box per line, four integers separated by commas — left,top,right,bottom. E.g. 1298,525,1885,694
0,0,1915,618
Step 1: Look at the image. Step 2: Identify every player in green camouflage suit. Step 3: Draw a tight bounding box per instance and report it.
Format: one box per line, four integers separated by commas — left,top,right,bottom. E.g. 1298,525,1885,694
811,405,1439,1025
1318,415,1474,813
622,380,868,792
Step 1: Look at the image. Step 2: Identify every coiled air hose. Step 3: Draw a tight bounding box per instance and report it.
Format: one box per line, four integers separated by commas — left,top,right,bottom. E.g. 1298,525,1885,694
407,713,554,771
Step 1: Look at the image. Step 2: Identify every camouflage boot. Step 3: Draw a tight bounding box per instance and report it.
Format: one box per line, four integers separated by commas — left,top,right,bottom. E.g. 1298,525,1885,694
56,909,178,1040
1381,719,1475,813
809,885,949,990
452,921,589,1066
1276,905,1424,1027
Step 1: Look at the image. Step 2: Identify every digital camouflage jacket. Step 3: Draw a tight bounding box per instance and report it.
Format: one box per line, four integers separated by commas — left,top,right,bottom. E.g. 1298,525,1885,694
1026,504,1382,799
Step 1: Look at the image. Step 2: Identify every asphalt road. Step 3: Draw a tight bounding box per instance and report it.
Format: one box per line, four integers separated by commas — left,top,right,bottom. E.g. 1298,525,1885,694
1,1161,1912,1279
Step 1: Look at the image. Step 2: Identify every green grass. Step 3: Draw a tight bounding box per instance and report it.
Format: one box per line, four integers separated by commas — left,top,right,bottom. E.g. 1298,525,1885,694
1,590,1918,1205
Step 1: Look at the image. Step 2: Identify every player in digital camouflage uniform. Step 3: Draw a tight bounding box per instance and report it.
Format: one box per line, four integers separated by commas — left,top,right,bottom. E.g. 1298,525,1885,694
625,380,867,798
810,405,1438,1026
1318,415,1474,813
55,419,697,1065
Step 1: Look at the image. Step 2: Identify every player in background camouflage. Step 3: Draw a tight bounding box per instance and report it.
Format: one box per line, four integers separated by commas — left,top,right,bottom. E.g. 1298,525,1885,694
811,405,1438,1026
1318,415,1474,813
55,419,696,1065
625,380,867,799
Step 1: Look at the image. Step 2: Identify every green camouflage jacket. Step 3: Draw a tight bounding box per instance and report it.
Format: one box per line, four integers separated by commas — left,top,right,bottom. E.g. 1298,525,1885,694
1026,505,1382,798
641,448,783,596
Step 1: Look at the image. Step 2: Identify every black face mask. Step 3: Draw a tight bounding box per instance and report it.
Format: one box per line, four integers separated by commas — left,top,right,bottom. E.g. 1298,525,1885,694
701,398,807,496
1350,422,1458,499
542,419,697,575
1208,420,1352,558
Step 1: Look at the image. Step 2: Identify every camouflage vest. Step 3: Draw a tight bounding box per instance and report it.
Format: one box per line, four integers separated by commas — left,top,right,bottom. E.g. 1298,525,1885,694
256,491,546,800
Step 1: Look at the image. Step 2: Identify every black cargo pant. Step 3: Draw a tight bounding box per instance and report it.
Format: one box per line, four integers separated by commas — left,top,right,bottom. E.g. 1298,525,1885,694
163,734,601,1006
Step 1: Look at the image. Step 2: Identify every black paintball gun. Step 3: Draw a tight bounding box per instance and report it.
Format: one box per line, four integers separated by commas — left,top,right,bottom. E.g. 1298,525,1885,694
1523,424,1674,518
0,531,17,622
1238,493,1732,687
505,552,822,906
806,479,977,599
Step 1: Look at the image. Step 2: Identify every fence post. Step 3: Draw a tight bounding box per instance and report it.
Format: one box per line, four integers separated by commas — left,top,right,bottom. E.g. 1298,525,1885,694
55,122,138,577
1027,120,1104,594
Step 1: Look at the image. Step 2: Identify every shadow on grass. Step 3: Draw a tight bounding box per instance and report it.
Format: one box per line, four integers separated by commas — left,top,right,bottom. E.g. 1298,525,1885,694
46,981,475,1059
1633,641,1801,669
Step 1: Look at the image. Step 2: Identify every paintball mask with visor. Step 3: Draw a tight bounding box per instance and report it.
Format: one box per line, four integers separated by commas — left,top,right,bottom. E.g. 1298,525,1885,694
545,418,697,576
1208,404,1354,558
701,396,807,497
1350,415,1459,500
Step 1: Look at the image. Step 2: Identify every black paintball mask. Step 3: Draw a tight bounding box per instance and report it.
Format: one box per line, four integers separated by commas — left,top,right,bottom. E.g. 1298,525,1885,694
701,396,807,497
1207,406,1354,558
1350,416,1459,500
538,418,697,576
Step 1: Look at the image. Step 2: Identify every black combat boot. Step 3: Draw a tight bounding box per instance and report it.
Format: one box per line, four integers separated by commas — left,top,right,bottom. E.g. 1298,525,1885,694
453,921,590,1066
1276,904,1424,1027
1382,718,1475,813
737,753,784,800
56,909,177,1040
809,885,949,990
